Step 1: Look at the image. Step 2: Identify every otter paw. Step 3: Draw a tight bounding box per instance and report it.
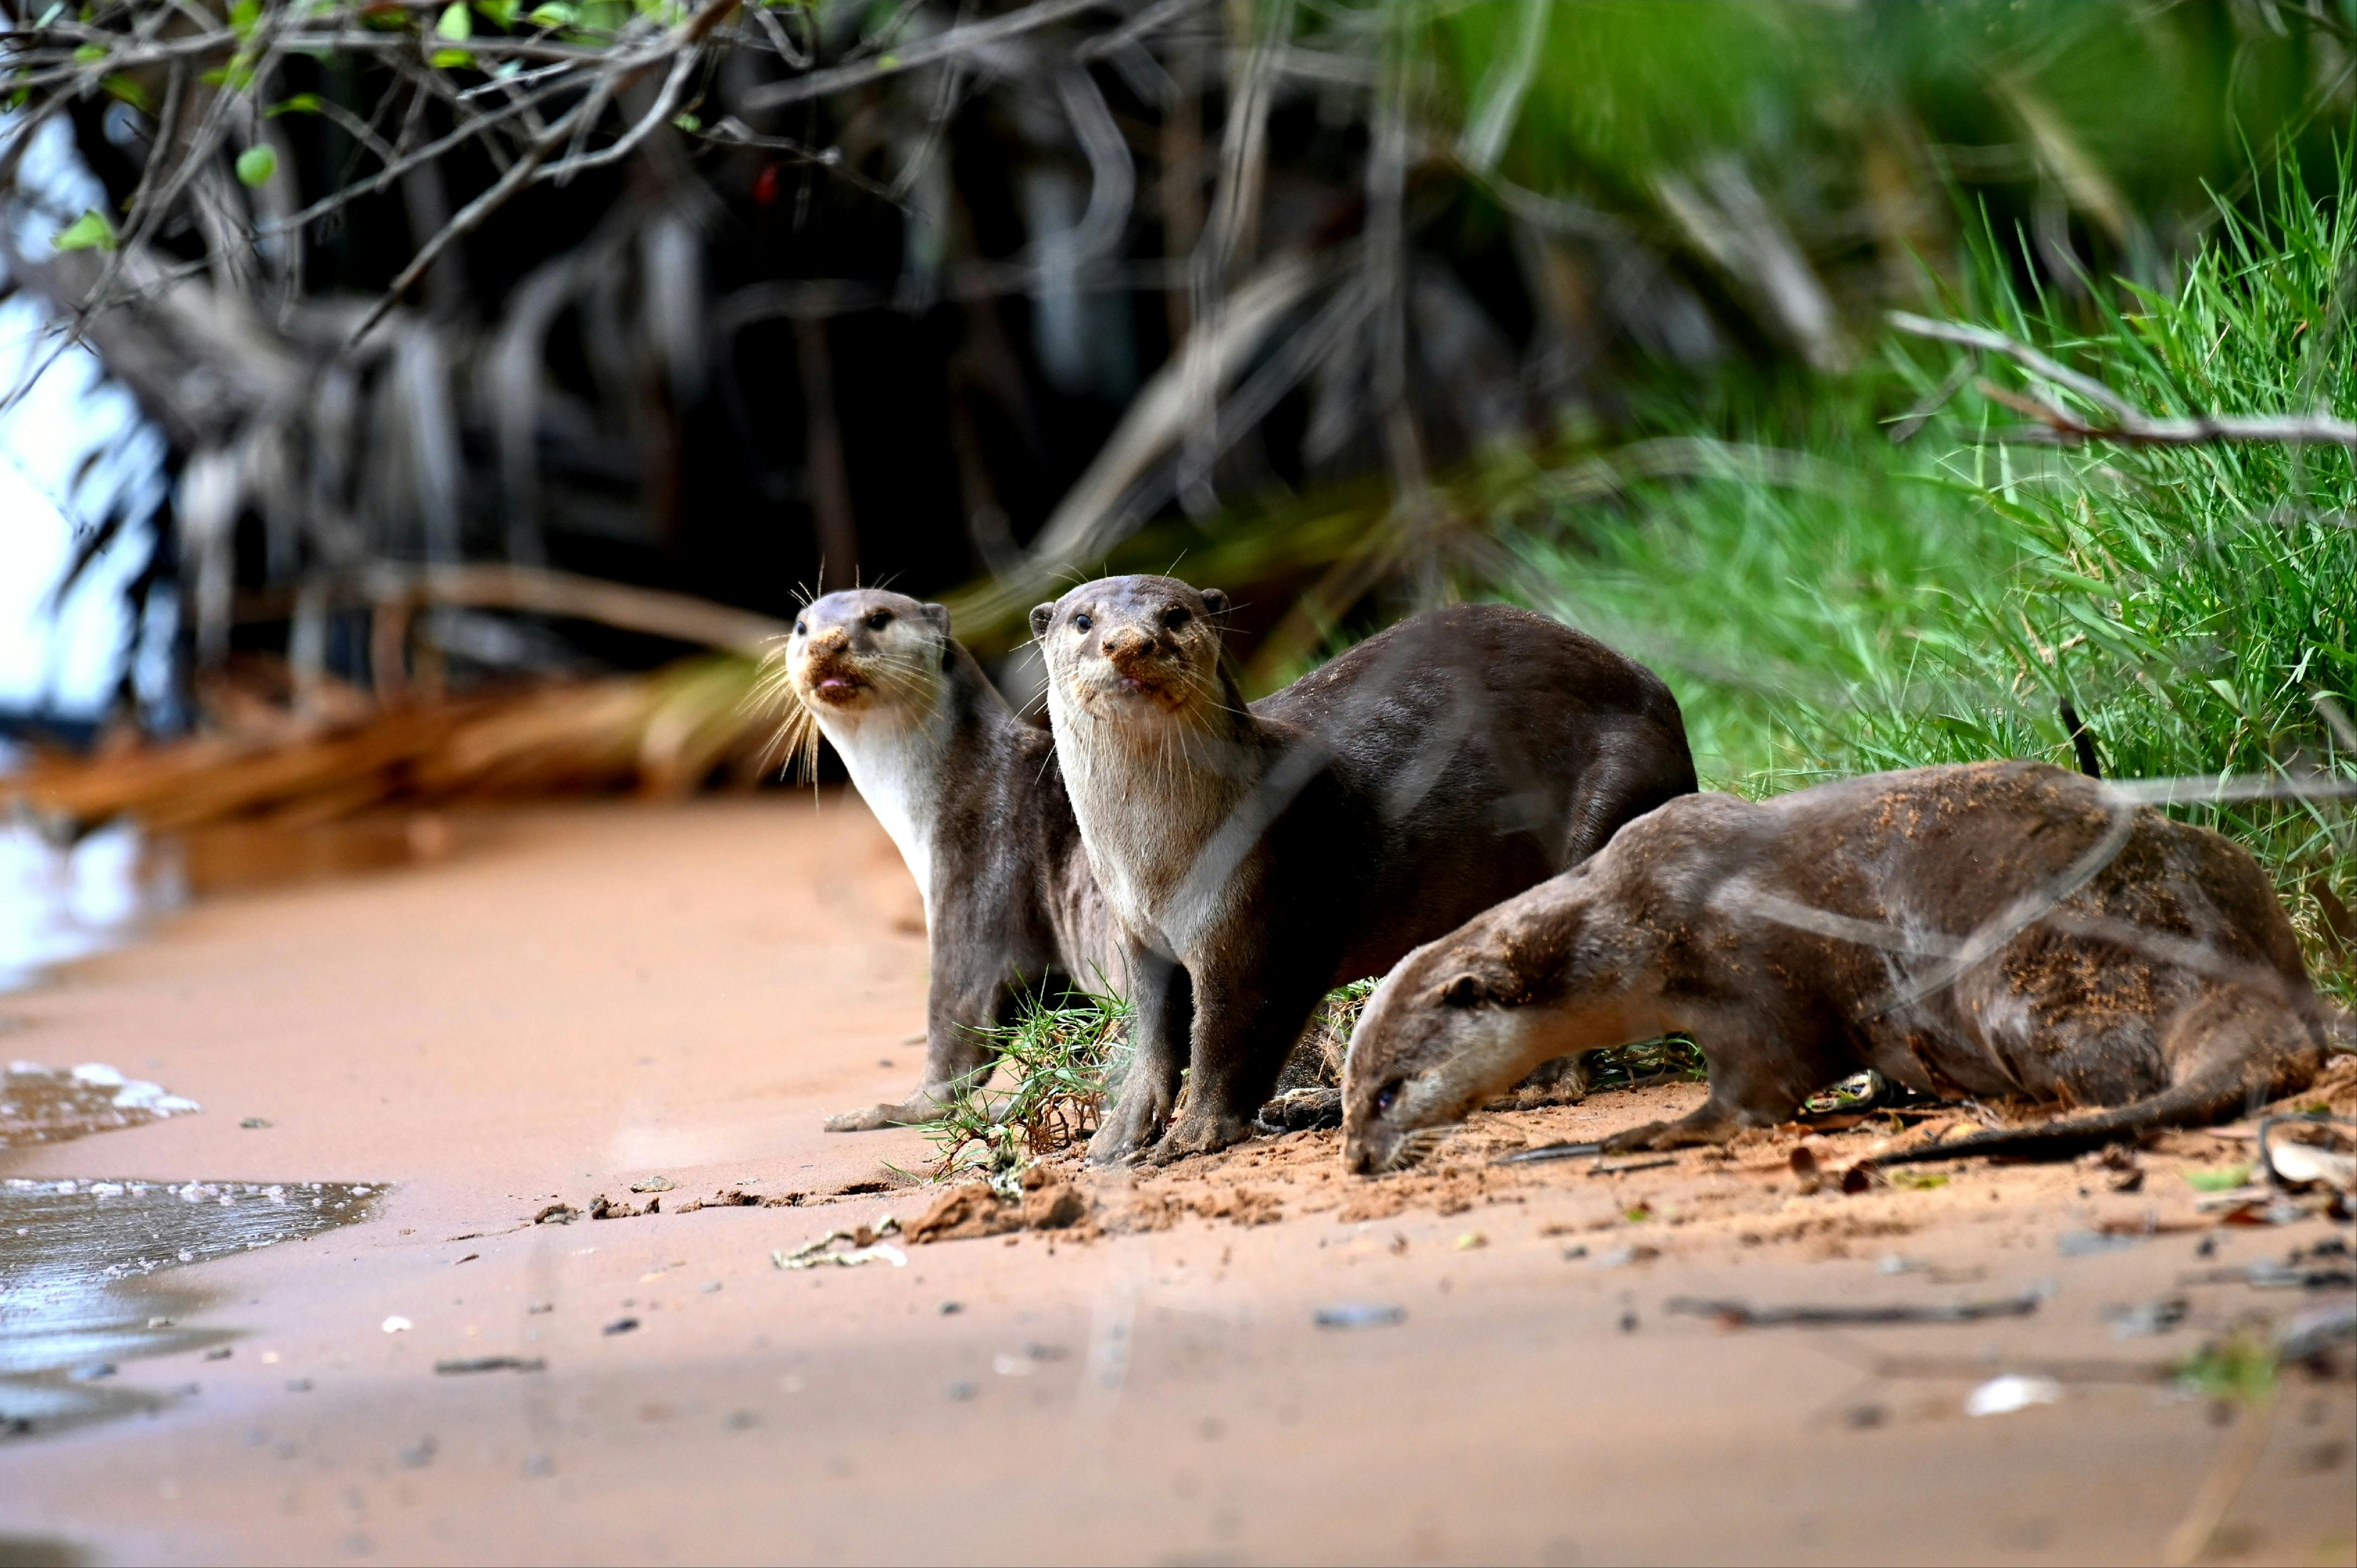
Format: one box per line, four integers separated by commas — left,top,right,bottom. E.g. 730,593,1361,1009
1087,1093,1167,1165
1255,1087,1343,1134
1148,1111,1253,1164
1600,1114,1733,1152
823,1101,927,1133
1596,1120,1672,1153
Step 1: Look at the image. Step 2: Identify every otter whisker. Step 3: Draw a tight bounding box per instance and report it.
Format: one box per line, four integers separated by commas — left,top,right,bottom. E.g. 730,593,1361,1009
1386,1122,1461,1172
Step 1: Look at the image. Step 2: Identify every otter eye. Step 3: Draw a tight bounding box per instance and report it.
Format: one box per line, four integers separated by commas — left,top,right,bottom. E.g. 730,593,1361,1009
1074,612,1093,632
1373,1083,1400,1114
793,621,807,636
866,610,892,631
1161,606,1190,631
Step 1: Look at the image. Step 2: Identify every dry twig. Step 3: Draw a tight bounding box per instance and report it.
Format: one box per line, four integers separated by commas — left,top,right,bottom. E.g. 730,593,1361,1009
1889,310,2357,449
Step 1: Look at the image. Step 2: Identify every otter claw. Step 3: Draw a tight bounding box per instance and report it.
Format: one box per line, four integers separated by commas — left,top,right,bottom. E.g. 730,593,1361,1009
1148,1112,1252,1164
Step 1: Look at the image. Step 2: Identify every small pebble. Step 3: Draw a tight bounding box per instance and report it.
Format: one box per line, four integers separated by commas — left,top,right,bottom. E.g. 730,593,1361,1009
1314,1304,1405,1330
938,1301,964,1316
603,1317,640,1336
946,1380,977,1402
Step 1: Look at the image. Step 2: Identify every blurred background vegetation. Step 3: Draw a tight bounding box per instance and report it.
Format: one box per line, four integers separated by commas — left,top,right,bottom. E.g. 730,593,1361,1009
0,0,2349,984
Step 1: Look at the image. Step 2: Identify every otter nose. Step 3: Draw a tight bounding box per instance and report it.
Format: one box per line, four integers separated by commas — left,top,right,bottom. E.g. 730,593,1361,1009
1102,629,1155,663
809,629,849,655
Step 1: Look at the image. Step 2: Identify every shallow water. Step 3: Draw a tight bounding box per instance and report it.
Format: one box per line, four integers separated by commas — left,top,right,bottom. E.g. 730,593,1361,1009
1,1055,382,1440
0,1177,384,1435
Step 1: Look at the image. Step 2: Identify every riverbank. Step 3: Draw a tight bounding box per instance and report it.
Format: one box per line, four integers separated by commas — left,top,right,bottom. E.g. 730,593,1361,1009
1,795,2348,1566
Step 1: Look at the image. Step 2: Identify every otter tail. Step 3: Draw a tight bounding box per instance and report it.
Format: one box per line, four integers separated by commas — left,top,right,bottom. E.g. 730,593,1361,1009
1872,1064,2274,1167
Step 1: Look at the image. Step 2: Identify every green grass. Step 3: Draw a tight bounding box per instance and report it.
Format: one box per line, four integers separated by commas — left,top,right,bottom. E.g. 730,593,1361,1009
1485,153,2356,1001
919,988,1129,1195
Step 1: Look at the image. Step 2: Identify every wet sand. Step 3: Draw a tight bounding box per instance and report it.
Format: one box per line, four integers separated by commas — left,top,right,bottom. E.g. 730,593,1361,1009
0,795,2349,1566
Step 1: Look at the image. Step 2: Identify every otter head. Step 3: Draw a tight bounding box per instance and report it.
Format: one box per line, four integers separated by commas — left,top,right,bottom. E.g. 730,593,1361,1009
758,589,953,777
1029,575,1231,728
784,589,952,719
1342,869,1663,1175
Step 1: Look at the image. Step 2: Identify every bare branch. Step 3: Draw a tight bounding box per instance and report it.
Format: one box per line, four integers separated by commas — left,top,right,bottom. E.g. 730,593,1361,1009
738,0,1118,112
1077,0,1213,62
343,96,587,349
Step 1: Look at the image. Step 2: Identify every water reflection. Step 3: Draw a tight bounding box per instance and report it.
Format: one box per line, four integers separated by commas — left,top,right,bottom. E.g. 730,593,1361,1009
0,822,182,995
0,1177,383,1435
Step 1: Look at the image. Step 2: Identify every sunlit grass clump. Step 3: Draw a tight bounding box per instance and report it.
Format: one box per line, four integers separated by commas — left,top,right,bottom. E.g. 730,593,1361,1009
1495,152,2356,1001
920,989,1131,1195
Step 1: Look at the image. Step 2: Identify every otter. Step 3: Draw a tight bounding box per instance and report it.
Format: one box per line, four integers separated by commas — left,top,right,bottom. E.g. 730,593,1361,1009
768,589,1119,1131
1030,576,1699,1163
1341,761,2332,1175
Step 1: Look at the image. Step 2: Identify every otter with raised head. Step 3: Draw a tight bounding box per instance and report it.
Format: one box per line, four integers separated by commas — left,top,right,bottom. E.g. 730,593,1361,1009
1342,760,2332,1174
1030,576,1698,1163
770,589,1118,1131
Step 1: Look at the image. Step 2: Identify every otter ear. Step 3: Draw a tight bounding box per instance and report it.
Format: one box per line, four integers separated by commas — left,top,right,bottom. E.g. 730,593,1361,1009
920,602,952,635
1435,973,1490,1008
1199,588,1229,619
1029,603,1056,639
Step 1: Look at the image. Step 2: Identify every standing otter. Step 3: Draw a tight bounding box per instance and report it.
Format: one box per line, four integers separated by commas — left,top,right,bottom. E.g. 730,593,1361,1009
1030,576,1698,1163
769,589,1118,1131
1341,761,2332,1174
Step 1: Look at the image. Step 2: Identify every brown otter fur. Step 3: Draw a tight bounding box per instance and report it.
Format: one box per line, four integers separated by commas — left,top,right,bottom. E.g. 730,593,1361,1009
770,590,1118,1130
1031,575,1698,1163
1342,761,2331,1174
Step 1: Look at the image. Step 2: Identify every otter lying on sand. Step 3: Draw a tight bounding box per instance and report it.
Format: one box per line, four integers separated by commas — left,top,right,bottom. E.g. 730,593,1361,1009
1031,576,1697,1163
1342,761,2330,1174
767,590,1119,1131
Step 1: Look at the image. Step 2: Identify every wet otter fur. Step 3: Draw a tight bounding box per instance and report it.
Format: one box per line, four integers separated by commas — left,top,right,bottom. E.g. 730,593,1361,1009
1342,761,2331,1175
1031,575,1698,1164
765,589,1118,1131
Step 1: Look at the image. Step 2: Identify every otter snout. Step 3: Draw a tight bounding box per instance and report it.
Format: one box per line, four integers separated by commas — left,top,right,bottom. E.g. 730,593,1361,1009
1340,972,1437,1176
797,630,869,706
1341,940,1567,1176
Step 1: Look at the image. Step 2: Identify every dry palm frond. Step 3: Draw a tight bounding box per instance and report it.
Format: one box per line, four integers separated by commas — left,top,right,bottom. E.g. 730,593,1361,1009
2,654,787,837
